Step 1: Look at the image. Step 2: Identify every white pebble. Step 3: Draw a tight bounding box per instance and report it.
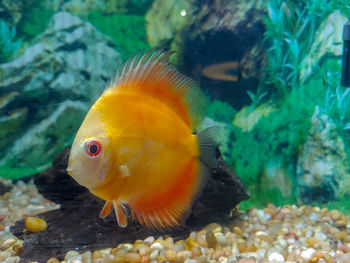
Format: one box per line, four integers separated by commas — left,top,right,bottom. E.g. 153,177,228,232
309,212,320,221
215,233,227,246
151,242,164,250
184,260,197,263
268,252,285,262
301,248,315,261
315,231,327,240
150,250,159,260
144,236,155,245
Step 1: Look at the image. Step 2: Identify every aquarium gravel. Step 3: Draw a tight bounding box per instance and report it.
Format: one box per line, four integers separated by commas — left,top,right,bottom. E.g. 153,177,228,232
0,182,349,263
0,179,58,242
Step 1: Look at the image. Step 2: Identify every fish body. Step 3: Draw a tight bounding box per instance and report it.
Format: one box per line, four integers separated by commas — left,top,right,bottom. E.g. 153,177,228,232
67,50,215,229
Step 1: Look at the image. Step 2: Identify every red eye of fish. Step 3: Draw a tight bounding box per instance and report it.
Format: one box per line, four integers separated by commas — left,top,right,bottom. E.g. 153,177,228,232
85,140,102,157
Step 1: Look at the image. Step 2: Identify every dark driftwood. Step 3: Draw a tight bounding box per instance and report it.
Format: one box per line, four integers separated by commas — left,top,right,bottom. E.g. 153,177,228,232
11,147,249,263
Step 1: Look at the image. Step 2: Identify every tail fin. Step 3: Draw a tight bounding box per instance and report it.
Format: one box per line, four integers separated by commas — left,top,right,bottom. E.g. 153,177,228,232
197,127,219,170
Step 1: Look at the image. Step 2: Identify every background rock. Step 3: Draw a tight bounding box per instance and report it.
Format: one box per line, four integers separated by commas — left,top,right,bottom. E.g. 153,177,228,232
146,0,266,108
297,106,350,203
0,12,122,168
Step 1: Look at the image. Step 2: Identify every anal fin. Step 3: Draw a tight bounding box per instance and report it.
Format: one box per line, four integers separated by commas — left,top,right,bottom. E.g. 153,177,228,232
99,200,113,219
113,201,128,228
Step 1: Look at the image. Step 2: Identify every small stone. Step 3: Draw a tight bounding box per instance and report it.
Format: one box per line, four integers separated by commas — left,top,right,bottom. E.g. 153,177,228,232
25,217,47,233
112,248,127,258
126,253,141,263
92,250,103,259
65,251,80,260
2,238,16,250
334,231,348,241
328,210,341,221
144,236,155,246
150,250,158,260
237,258,256,263
138,245,151,256
103,254,115,263
0,251,11,261
206,231,217,248
215,232,227,246
306,237,318,247
300,248,315,261
177,250,192,261
12,243,24,256
174,242,185,252
47,258,60,263
268,252,284,262
82,251,92,263
233,226,243,235
150,242,163,250
165,249,177,261
191,246,202,257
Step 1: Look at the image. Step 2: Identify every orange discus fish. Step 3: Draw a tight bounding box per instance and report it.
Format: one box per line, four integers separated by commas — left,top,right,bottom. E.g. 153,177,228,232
67,50,216,229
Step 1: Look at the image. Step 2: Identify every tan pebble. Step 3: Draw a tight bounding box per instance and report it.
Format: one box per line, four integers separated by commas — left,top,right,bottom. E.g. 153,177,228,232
158,240,174,249
237,258,256,263
112,248,127,258
246,243,257,252
5,256,20,263
103,255,115,263
25,217,47,233
46,258,60,263
92,251,103,259
233,226,243,235
82,251,92,263
165,237,174,245
309,256,319,263
174,242,185,253
141,255,149,263
186,238,199,249
3,238,16,249
0,251,11,261
306,237,318,247
114,256,125,263
206,231,217,248
126,253,141,263
328,210,341,221
323,253,332,262
165,250,177,261
12,243,24,256
334,231,348,241
177,250,192,261
205,223,222,232
65,251,80,260
238,243,247,253
191,246,201,257
138,245,151,256
215,232,227,246
259,235,274,243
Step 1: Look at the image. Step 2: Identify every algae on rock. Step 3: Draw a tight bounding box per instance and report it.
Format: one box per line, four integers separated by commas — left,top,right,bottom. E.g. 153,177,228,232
0,12,122,169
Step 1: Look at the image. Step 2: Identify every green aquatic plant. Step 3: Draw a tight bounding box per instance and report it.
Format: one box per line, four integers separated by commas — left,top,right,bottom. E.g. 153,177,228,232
261,0,349,98
0,20,22,63
17,9,54,39
230,82,325,202
87,11,150,59
206,100,236,123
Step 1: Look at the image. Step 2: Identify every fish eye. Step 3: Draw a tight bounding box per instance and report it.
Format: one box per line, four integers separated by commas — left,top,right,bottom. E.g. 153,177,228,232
85,140,102,157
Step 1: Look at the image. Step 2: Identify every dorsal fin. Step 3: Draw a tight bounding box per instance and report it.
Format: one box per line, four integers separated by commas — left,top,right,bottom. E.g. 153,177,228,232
110,49,207,129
